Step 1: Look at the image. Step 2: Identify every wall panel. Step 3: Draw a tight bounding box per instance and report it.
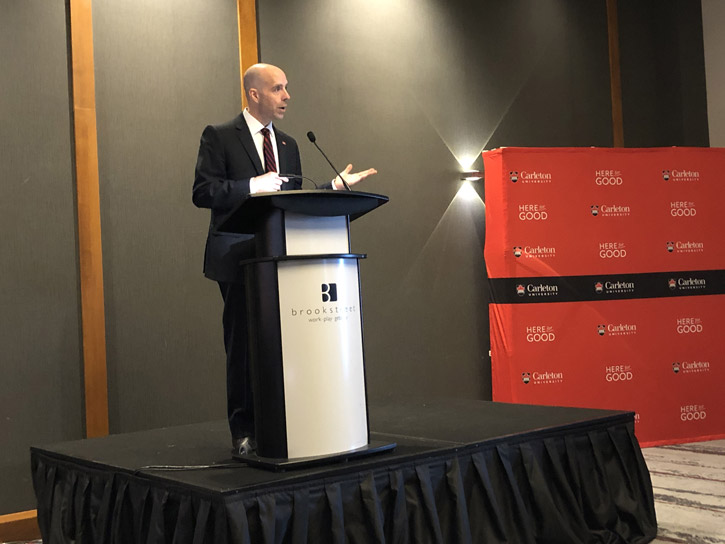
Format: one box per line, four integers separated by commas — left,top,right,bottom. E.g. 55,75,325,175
0,0,83,515
618,0,710,147
702,0,725,147
257,0,613,402
91,0,242,433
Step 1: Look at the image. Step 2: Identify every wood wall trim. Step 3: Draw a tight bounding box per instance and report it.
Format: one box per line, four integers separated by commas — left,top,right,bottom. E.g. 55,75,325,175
237,0,260,110
69,0,110,438
0,510,40,542
606,0,624,147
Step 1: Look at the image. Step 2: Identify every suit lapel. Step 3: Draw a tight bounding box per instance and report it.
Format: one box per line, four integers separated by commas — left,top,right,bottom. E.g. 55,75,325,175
276,128,298,191
234,114,264,175
275,128,289,175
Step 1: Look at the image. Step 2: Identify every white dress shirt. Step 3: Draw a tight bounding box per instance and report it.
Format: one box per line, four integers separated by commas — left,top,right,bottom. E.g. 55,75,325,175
243,108,279,172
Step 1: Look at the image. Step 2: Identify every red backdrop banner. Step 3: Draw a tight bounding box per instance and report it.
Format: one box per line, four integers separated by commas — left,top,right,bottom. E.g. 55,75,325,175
484,147,725,446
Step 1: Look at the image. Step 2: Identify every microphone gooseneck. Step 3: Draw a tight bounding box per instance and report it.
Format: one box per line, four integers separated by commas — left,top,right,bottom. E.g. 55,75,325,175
306,131,351,190
277,173,320,189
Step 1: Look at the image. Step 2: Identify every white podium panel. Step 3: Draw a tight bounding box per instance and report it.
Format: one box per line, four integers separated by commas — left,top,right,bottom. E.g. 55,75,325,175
284,212,349,255
277,258,368,459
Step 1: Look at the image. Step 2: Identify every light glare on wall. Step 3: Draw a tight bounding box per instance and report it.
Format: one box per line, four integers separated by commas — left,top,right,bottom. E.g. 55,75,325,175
456,181,481,203
456,155,479,170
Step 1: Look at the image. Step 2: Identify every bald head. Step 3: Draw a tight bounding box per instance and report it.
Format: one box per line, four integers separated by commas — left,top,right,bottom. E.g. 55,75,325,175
243,64,290,125
243,64,280,96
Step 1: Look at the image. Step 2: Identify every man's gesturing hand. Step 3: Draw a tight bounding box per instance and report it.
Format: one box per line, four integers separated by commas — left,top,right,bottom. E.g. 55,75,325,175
333,164,378,190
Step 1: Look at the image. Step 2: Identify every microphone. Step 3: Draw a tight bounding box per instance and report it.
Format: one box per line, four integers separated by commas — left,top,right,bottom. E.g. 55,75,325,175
277,173,321,189
306,131,351,191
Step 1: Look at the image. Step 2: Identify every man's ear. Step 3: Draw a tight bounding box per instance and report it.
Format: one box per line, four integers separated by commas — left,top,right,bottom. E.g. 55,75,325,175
248,88,259,104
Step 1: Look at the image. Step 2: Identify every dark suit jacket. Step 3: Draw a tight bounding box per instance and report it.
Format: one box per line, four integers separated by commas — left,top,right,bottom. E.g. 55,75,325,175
193,113,302,282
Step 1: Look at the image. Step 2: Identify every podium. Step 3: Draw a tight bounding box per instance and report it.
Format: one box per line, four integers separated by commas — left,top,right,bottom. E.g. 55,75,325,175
216,190,394,469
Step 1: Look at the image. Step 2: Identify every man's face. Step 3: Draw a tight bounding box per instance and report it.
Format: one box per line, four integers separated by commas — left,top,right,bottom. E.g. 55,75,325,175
250,67,290,125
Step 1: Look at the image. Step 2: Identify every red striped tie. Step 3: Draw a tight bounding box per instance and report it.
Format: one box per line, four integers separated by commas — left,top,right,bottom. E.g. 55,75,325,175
261,127,277,173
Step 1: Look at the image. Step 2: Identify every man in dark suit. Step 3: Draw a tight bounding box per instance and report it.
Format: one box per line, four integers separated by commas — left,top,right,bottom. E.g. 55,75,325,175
193,63,376,454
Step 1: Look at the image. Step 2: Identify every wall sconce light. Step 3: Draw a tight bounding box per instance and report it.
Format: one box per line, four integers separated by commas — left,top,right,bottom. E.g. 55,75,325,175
461,171,484,181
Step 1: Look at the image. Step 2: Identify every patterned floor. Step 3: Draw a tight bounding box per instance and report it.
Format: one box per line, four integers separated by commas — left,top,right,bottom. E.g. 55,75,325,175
643,439,725,543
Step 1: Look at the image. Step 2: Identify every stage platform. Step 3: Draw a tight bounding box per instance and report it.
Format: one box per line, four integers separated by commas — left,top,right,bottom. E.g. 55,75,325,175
31,399,657,543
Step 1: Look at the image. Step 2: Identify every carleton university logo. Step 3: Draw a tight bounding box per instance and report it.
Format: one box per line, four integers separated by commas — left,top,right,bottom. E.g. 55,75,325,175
510,171,519,183
595,282,604,294
670,276,707,291
666,169,701,182
522,372,531,384
590,205,599,217
671,359,711,374
513,246,522,258
669,240,705,254
516,284,526,296
321,283,338,302
597,324,606,336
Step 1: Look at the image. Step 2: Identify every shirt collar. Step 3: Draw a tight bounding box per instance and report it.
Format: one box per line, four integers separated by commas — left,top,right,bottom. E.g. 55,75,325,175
243,108,273,135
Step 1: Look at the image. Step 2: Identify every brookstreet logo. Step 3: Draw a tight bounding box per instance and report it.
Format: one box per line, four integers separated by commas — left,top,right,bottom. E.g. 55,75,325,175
321,283,337,302
291,304,357,317
290,283,357,323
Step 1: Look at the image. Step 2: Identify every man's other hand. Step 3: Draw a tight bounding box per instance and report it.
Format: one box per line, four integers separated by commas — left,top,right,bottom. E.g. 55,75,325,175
250,172,289,193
